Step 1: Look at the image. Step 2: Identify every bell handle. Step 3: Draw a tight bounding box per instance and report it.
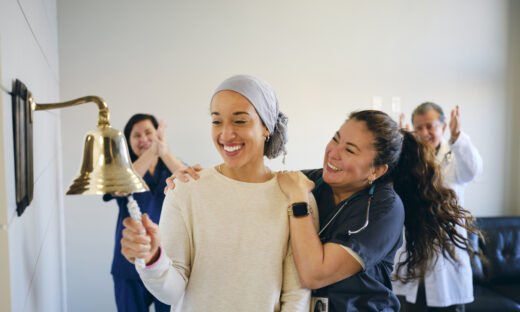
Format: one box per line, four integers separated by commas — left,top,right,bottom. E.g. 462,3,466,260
127,195,146,268
29,95,110,127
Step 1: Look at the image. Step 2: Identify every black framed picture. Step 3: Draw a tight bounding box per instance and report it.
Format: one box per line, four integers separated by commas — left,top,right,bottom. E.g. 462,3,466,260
11,79,34,216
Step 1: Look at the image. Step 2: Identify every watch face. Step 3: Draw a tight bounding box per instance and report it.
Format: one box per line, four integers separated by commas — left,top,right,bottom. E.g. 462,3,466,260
292,202,309,217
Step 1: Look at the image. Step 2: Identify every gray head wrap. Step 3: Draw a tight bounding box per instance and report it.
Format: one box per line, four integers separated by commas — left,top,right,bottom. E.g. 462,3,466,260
212,75,288,159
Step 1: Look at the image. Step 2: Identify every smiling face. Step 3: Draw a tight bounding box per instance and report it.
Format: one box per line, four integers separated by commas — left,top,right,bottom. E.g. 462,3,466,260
412,109,447,149
129,119,157,157
211,90,269,171
322,119,379,198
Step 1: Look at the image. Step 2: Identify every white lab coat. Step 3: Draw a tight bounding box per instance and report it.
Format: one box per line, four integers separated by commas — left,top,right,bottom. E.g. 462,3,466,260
392,131,483,307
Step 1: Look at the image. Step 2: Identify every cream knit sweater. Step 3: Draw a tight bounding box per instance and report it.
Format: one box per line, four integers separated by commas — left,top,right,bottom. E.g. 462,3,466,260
137,168,314,311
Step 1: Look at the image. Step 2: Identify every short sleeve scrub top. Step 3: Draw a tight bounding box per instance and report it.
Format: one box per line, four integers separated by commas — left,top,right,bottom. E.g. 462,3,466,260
304,169,405,312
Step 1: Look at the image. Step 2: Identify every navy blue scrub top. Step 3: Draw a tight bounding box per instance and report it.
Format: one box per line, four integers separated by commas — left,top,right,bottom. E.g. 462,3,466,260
303,169,405,312
103,159,171,280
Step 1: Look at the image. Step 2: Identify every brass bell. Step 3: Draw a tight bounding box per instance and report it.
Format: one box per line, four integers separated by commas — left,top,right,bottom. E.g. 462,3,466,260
12,83,148,215
67,125,149,195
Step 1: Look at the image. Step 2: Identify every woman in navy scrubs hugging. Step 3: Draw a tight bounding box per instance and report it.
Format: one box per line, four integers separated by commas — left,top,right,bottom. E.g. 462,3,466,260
103,113,185,312
277,110,476,312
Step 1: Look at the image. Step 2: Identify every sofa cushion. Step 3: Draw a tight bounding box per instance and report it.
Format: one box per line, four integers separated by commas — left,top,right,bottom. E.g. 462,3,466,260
475,217,520,283
489,284,520,304
466,285,520,312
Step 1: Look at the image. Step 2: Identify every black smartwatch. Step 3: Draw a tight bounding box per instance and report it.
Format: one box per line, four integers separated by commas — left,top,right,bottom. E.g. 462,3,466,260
288,202,310,217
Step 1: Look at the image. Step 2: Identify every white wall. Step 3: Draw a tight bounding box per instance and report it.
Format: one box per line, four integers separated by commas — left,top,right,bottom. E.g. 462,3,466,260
0,0,66,311
506,0,520,214
57,0,515,310
515,1,520,214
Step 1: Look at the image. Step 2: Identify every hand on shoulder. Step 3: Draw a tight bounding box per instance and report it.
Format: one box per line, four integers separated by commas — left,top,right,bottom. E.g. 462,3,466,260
164,164,203,194
277,170,315,203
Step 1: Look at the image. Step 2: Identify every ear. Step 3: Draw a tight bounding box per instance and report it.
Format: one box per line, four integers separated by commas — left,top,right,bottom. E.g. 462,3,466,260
263,126,270,138
372,164,389,180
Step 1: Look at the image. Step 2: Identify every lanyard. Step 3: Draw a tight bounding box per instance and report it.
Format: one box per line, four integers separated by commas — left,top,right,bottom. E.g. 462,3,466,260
314,179,375,238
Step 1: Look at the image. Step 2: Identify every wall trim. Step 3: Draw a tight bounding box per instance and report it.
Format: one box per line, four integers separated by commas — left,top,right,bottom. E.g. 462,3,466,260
0,35,13,311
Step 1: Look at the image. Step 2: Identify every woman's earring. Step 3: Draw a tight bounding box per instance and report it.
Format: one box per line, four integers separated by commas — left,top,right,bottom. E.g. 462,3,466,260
265,134,270,142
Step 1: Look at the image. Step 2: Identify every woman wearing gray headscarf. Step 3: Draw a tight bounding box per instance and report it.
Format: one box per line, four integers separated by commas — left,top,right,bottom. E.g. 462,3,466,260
120,75,313,311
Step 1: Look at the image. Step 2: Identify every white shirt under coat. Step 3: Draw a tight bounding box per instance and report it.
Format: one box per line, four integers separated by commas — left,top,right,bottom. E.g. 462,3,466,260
392,131,483,307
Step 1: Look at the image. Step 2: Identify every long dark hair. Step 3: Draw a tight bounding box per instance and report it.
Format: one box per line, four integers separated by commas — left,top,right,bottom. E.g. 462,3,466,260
123,113,159,162
349,110,477,282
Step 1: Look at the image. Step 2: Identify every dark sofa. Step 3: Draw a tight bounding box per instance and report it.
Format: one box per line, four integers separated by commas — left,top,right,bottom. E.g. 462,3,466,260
466,216,520,311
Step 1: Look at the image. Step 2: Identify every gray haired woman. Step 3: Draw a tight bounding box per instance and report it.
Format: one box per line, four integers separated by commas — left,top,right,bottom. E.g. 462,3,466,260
120,75,313,311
